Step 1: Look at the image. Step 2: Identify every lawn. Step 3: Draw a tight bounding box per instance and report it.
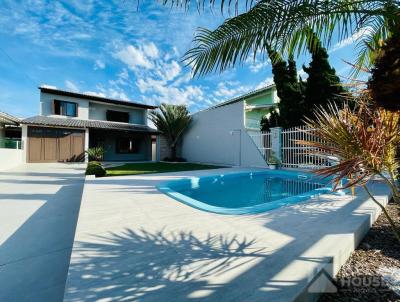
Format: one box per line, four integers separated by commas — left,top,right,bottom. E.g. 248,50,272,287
106,162,225,176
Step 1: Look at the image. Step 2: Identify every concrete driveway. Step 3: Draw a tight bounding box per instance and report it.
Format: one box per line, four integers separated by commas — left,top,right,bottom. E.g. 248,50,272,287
0,163,85,302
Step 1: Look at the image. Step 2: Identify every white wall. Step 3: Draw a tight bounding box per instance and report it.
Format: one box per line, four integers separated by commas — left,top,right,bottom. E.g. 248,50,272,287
181,101,267,167
0,148,23,171
40,92,90,119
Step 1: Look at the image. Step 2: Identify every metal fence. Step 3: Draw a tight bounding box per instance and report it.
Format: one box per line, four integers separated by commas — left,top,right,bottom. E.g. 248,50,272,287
247,126,332,169
247,129,272,162
0,138,22,149
281,126,330,169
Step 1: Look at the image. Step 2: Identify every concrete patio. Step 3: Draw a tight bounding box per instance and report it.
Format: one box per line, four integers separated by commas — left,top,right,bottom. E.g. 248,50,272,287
0,163,85,302
64,168,391,302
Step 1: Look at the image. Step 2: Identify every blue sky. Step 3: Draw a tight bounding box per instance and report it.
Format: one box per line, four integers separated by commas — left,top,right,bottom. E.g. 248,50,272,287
0,0,360,118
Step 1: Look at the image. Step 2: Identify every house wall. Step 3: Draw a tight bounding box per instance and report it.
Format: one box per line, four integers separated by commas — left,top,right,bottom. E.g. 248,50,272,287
88,102,146,125
181,101,267,167
244,87,279,129
40,92,90,119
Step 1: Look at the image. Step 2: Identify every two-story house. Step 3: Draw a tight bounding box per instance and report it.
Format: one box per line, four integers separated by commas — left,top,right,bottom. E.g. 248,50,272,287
20,86,158,163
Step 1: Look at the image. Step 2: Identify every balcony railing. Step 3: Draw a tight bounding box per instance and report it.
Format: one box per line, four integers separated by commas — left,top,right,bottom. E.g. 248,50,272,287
0,138,22,149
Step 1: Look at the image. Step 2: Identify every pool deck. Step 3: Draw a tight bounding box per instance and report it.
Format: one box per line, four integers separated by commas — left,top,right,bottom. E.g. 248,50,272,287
64,167,391,302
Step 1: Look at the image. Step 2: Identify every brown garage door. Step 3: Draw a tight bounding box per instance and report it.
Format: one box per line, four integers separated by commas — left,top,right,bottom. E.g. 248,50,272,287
28,127,85,163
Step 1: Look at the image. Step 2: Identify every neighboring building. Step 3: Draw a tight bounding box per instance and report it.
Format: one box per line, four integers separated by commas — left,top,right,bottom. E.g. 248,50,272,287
181,84,278,167
20,86,158,163
0,111,21,139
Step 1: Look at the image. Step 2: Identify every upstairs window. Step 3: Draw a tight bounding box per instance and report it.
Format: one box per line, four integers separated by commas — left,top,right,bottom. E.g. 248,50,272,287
106,110,129,123
54,100,77,117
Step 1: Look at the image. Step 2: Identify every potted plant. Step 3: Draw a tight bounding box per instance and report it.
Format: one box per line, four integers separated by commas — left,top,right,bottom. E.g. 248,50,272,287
267,152,281,169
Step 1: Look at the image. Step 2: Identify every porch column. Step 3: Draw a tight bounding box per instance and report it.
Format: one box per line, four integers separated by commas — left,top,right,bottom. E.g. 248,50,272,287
270,127,282,160
84,128,89,163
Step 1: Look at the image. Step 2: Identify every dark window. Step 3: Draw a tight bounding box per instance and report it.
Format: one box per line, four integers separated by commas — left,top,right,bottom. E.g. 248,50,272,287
54,100,77,117
116,138,140,153
107,110,129,123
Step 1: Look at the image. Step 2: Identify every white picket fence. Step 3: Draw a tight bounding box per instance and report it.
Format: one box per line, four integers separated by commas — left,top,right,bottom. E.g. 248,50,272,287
247,126,332,169
281,126,330,169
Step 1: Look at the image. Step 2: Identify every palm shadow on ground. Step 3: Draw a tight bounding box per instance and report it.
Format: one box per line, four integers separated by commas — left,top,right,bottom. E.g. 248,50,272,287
65,228,266,302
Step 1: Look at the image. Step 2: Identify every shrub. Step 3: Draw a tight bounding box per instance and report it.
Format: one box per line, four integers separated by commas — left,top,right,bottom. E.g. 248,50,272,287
85,162,106,177
86,147,105,161
163,157,187,162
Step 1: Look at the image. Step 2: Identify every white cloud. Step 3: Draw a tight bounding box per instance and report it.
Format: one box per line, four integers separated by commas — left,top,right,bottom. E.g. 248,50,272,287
158,60,181,82
142,42,159,59
246,57,270,73
114,45,154,70
214,82,250,98
83,91,106,97
256,77,274,89
65,80,79,92
330,27,373,53
40,84,57,89
94,59,105,70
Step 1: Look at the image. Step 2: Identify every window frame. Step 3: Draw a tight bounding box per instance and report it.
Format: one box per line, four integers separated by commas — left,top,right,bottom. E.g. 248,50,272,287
106,110,130,123
54,100,78,117
116,137,140,154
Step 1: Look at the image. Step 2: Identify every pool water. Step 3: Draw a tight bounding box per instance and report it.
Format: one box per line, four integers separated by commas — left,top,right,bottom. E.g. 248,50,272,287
157,170,332,214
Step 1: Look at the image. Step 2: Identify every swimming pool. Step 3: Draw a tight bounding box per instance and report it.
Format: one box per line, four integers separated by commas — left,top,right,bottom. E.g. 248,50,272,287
157,170,333,214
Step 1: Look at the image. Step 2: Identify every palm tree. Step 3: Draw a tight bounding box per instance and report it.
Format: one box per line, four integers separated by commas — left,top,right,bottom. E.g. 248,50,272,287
163,0,400,109
149,103,192,160
298,100,400,240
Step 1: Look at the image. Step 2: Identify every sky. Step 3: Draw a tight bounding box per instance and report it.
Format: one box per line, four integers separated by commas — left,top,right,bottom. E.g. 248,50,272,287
0,0,360,118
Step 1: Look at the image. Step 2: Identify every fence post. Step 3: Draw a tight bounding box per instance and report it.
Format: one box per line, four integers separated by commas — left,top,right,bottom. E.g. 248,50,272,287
270,127,282,160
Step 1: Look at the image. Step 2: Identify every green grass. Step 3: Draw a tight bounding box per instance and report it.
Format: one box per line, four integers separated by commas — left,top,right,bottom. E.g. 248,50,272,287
105,162,225,176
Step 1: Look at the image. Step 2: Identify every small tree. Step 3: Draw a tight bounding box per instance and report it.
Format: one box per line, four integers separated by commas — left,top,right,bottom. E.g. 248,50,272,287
149,103,191,160
302,38,345,119
300,100,400,241
267,48,305,129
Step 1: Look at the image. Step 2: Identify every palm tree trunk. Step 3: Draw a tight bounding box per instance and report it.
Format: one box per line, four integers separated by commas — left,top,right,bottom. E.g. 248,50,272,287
363,184,400,242
170,145,177,160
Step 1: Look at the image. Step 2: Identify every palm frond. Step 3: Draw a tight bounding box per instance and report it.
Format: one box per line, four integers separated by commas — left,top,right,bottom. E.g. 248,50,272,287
176,0,399,76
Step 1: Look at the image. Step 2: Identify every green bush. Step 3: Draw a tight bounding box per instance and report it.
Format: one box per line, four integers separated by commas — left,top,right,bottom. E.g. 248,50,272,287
85,162,106,177
86,147,105,161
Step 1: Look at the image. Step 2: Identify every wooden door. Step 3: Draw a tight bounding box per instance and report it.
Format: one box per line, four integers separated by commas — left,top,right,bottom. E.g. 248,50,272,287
28,127,85,162
59,130,72,161
71,132,84,161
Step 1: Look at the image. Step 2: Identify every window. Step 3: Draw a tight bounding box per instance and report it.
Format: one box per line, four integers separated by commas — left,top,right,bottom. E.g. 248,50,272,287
116,138,140,153
54,100,77,117
107,110,129,123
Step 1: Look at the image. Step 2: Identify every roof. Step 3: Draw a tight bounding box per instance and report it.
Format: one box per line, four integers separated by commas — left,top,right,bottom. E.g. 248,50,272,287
21,116,159,133
210,84,276,110
39,86,158,110
0,111,21,125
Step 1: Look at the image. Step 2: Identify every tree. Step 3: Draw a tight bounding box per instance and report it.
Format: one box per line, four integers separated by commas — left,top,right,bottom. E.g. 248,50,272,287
302,38,345,120
164,0,400,110
299,100,400,241
149,103,191,160
267,49,305,129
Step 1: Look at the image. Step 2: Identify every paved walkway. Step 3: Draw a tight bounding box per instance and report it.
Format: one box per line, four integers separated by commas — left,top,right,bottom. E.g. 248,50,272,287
64,168,390,302
0,163,85,302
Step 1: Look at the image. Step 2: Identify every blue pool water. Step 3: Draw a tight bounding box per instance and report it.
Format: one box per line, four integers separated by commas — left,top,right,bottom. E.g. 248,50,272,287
157,170,332,214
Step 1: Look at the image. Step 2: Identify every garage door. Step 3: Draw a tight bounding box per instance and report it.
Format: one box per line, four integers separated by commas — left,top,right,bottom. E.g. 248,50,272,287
28,127,85,163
